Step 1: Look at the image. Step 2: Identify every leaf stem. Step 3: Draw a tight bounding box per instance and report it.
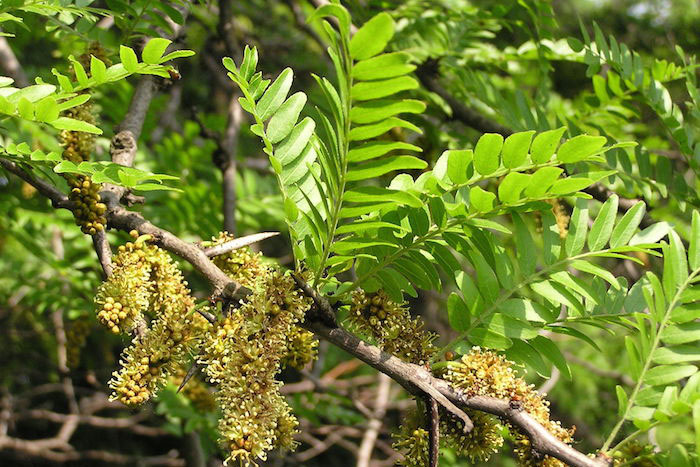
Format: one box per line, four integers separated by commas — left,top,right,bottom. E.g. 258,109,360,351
601,267,700,453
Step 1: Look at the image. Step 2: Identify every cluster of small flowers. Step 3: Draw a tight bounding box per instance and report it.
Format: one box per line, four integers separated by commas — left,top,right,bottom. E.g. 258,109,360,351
280,326,318,370
59,102,107,235
440,409,504,463
207,232,266,289
442,347,574,466
349,290,437,365
199,267,313,466
96,232,206,406
393,421,429,467
95,236,155,333
394,404,503,466
65,317,91,369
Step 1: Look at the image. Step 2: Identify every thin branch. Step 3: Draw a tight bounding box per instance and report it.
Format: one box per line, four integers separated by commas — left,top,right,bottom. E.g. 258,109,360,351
91,230,113,278
101,4,189,208
0,158,71,209
0,35,29,87
416,63,513,136
202,231,280,257
356,373,391,467
106,206,251,299
292,273,338,328
426,396,440,467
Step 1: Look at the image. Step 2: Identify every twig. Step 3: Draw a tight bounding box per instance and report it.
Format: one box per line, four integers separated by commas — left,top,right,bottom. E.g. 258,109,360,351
292,273,338,328
416,62,513,136
426,396,440,467
0,35,29,87
0,158,71,209
304,321,607,467
357,373,391,467
106,205,252,299
91,230,113,278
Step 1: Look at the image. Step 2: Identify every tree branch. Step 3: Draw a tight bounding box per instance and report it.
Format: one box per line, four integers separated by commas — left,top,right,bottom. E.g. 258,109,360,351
6,150,607,467
0,35,29,87
0,158,71,209
416,63,513,136
106,206,251,299
304,321,607,467
426,396,440,467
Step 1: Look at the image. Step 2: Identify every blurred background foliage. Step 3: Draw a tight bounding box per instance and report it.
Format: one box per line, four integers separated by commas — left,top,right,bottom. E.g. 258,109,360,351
1,0,699,465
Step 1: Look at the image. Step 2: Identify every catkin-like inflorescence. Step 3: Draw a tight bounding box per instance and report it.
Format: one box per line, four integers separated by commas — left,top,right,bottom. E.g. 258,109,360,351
97,233,206,406
95,238,154,333
66,318,91,369
442,347,574,466
349,290,437,365
199,268,312,465
59,100,107,235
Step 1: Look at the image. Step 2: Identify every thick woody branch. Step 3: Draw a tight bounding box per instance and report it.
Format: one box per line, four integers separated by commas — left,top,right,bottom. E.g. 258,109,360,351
106,206,251,299
304,321,607,467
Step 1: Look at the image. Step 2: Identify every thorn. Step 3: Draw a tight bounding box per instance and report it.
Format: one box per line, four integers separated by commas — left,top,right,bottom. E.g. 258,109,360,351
177,363,202,393
202,232,280,257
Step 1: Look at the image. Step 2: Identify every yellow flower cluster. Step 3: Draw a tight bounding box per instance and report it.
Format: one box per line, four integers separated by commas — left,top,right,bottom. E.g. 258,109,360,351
441,409,504,463
96,232,206,406
95,237,155,333
393,422,429,467
199,268,312,465
280,326,318,370
66,318,91,369
349,290,437,365
59,101,107,235
442,347,574,466
207,232,266,288
394,404,503,465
